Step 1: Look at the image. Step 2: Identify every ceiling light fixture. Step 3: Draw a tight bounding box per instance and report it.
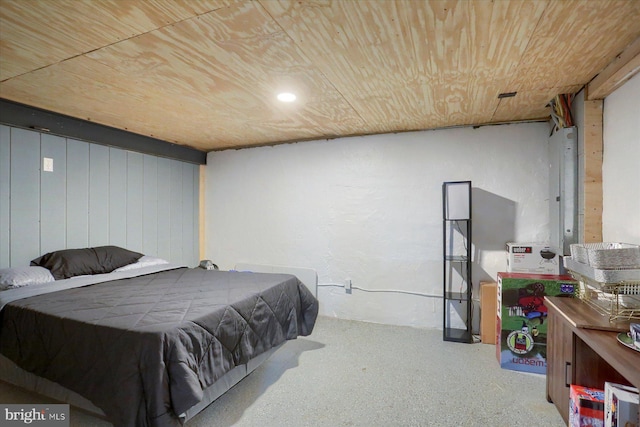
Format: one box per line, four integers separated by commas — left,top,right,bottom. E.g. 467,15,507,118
277,92,296,102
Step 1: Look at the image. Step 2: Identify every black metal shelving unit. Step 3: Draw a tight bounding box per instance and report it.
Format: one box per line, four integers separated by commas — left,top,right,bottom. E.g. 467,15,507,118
442,181,473,343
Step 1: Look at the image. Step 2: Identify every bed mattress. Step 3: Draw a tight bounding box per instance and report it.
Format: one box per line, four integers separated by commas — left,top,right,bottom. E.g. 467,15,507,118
0,267,318,426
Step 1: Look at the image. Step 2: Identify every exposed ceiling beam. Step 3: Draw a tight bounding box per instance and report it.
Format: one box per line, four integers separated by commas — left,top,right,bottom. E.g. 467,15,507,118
587,36,640,100
0,99,207,164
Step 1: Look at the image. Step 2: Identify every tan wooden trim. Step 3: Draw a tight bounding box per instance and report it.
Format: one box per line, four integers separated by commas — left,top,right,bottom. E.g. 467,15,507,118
199,164,206,261
582,100,603,243
587,37,640,100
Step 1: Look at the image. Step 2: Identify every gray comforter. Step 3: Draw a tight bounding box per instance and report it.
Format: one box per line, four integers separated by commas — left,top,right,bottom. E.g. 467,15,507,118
0,268,318,426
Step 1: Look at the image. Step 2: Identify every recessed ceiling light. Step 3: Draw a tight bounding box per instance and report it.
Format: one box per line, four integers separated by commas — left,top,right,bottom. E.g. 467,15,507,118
277,92,296,102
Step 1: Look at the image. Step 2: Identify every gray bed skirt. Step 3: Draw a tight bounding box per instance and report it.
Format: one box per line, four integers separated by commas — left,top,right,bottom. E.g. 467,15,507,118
0,343,283,424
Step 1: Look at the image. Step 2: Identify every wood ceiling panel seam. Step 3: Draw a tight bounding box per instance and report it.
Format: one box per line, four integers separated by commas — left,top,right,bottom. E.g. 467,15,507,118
490,0,550,124
33,1,356,139
259,1,423,124
505,0,640,97
0,0,230,82
256,0,377,130
2,0,639,150
255,0,369,129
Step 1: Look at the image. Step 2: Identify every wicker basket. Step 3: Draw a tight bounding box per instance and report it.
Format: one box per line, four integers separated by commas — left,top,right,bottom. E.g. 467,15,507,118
570,242,640,269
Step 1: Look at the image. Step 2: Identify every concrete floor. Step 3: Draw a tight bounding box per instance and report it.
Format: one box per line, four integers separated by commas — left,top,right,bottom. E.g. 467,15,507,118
0,316,565,426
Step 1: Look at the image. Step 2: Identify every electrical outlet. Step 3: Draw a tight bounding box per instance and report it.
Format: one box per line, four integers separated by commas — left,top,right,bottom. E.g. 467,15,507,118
345,278,352,294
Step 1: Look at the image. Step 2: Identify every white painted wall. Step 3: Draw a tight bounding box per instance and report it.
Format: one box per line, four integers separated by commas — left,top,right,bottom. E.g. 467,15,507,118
602,72,640,244
204,122,551,329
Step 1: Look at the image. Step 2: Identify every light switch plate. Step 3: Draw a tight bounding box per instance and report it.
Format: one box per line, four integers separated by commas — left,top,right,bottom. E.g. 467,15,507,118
43,157,53,172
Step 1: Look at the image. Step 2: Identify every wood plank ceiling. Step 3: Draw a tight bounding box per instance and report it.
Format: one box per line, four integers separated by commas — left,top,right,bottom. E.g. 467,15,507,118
1,0,639,152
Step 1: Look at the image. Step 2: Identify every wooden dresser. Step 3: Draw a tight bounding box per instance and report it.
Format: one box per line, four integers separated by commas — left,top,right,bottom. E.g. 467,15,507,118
545,296,640,424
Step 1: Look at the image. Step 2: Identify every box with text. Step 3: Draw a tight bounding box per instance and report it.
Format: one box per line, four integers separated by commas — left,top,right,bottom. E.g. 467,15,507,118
506,242,561,275
496,272,577,374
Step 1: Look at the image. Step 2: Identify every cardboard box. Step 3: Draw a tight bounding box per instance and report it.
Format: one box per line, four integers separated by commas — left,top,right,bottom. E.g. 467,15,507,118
480,281,497,344
506,242,561,275
605,382,639,427
570,385,605,427
496,272,577,374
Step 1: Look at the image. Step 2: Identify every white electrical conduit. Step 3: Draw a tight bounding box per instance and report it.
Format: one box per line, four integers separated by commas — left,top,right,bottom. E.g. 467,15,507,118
317,282,442,298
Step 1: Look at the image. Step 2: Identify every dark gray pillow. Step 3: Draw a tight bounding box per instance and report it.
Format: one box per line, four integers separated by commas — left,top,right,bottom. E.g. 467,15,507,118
31,246,143,280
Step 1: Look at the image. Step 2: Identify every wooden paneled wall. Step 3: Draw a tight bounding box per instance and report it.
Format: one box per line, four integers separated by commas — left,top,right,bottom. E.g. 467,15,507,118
0,125,199,268
582,101,604,243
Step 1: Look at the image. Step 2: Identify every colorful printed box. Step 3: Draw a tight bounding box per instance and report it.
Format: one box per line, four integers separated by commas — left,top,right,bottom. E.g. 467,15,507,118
570,385,605,427
496,272,577,374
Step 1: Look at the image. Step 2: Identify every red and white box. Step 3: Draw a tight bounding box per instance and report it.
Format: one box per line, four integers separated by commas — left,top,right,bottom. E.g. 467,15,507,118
570,385,605,427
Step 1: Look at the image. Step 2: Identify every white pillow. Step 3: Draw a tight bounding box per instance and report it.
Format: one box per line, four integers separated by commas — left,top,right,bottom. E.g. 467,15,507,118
113,255,169,272
0,267,56,290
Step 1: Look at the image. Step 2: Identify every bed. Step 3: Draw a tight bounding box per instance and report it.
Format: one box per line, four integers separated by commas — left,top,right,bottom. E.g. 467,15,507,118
0,246,319,426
